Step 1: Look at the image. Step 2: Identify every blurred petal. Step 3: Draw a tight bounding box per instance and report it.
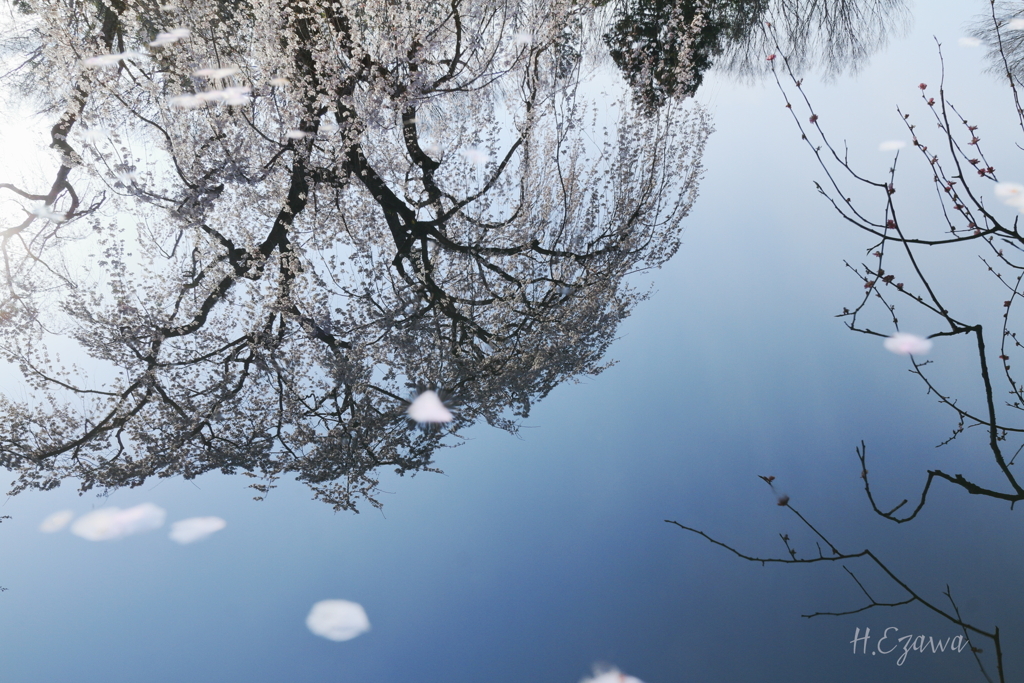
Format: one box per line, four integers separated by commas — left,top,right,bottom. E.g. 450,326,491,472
1010,18,1024,30
459,148,489,165
407,390,453,423
581,666,645,683
306,600,371,642
169,517,226,544
39,510,74,533
878,140,906,151
995,182,1024,209
194,67,240,79
958,37,981,47
70,503,166,541
169,94,205,109
883,333,933,356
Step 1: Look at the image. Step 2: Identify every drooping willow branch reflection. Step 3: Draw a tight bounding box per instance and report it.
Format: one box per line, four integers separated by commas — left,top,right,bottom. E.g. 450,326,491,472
0,0,711,510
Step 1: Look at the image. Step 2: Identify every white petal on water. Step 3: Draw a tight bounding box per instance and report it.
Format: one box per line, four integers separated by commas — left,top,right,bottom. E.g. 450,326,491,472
70,503,166,541
150,28,190,46
29,203,67,222
83,51,142,68
878,140,906,151
421,141,444,156
958,37,981,47
39,510,74,533
194,66,240,79
306,600,371,642
459,148,490,165
169,516,226,544
169,94,205,109
221,86,251,103
81,127,108,144
115,170,139,185
581,666,645,683
407,390,453,423
883,333,933,356
995,182,1024,209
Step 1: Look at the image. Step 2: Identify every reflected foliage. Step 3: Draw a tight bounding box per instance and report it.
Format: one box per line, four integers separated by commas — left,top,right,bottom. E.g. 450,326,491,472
0,0,710,510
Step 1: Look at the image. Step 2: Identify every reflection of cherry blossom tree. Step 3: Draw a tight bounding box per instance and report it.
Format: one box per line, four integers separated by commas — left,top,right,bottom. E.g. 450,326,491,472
0,0,711,510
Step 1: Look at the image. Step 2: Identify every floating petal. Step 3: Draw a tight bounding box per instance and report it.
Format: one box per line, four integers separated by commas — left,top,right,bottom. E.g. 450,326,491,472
169,94,205,109
1010,18,1024,30
306,600,371,642
39,510,74,533
407,390,453,423
29,203,67,222
150,28,190,46
459,148,490,165
883,333,933,356
82,51,140,68
269,77,289,87
194,67,240,79
878,140,906,151
169,516,226,544
70,503,166,541
995,182,1024,209
286,129,309,139
958,37,981,47
581,666,645,683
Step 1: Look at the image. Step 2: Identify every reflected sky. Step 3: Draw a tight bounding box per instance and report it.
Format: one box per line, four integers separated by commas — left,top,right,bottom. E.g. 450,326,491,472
2,1,1024,682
